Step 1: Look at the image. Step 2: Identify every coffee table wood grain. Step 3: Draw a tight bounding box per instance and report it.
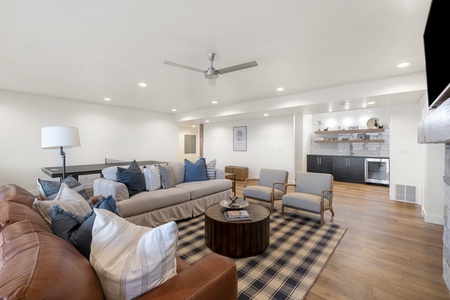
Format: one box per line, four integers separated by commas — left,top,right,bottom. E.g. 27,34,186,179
204,202,270,258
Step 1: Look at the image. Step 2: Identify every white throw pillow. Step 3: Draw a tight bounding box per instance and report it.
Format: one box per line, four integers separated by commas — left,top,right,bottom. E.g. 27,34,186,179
102,166,123,181
143,165,161,191
90,209,178,300
32,183,93,226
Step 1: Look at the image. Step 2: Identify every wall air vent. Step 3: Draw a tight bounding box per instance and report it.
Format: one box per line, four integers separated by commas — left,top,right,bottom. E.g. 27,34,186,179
395,184,417,203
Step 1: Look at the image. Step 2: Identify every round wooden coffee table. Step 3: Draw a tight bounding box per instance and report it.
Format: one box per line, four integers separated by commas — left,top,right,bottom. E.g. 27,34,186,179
204,202,270,258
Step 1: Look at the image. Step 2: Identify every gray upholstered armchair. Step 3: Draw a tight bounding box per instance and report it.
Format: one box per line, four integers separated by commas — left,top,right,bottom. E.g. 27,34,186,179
281,172,334,226
243,168,289,212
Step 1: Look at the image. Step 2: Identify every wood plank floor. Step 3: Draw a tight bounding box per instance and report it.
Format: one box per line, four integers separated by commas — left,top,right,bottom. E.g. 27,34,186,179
235,180,450,300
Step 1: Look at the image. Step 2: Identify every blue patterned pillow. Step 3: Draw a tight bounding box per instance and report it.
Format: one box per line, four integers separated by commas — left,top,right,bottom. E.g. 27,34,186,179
184,158,208,182
51,195,120,259
116,161,146,197
37,175,91,205
158,164,175,189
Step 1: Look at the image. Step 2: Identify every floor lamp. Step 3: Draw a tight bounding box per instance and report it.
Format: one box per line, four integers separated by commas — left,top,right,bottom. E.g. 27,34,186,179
41,126,80,179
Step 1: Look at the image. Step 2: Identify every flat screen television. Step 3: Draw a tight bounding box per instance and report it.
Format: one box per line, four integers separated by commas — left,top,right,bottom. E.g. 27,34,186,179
423,0,450,109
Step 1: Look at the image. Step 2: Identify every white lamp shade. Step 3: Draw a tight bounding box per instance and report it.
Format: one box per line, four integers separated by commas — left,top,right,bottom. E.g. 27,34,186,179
41,126,81,149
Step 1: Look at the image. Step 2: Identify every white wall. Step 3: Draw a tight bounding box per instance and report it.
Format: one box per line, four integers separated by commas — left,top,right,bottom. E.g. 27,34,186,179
388,100,444,225
0,90,179,192
389,103,419,198
417,93,446,224
203,116,296,182
178,126,198,162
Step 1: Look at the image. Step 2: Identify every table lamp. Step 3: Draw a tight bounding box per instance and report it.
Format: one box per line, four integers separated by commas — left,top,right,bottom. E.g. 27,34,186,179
41,126,80,179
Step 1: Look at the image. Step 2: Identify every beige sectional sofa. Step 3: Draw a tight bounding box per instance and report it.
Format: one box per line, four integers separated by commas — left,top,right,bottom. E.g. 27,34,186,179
93,162,233,227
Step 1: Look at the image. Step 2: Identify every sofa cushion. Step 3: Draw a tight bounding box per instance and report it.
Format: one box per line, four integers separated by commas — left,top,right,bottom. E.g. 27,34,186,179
169,162,185,184
143,165,161,191
0,200,50,232
51,195,120,259
116,187,191,218
184,158,208,182
37,175,90,202
0,221,104,300
0,184,36,208
159,164,175,189
206,159,217,179
116,161,146,197
33,183,93,226
176,179,232,199
90,209,178,299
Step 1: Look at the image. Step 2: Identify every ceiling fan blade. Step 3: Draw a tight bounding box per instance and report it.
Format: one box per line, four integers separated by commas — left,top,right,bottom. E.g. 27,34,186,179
208,78,216,87
217,61,258,75
163,61,204,73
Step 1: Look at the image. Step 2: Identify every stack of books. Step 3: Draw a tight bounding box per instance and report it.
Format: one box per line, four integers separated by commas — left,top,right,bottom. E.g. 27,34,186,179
224,210,252,221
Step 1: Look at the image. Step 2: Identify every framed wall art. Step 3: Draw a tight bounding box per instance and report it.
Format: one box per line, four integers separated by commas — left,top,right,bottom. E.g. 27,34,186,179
233,126,247,151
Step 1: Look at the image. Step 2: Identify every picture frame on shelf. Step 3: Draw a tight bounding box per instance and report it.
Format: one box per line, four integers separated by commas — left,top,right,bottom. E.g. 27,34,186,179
233,126,247,151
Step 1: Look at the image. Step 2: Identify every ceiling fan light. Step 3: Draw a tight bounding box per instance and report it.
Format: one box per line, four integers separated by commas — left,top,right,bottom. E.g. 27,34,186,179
204,68,219,79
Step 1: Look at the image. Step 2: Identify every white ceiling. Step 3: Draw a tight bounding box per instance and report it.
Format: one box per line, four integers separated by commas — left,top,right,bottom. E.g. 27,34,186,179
0,1,431,126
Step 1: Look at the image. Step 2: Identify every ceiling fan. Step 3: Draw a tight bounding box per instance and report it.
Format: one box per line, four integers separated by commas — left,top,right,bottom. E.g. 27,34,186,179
163,53,258,85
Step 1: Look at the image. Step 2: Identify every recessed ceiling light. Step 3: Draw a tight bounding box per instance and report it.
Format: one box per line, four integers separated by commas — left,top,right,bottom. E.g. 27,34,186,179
192,125,196,128
138,83,147,87
104,97,111,101
276,87,284,92
367,101,376,105
205,120,210,123
172,108,177,112
397,62,410,68
264,113,269,117
211,100,218,104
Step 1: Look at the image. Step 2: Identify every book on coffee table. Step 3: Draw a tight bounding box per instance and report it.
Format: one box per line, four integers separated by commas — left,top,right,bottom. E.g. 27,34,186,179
224,210,252,221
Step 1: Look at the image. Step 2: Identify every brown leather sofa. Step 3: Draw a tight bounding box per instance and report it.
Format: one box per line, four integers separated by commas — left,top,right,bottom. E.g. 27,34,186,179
0,184,238,300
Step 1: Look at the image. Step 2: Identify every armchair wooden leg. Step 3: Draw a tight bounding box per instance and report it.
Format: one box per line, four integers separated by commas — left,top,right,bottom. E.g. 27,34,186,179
330,207,335,215
281,204,284,216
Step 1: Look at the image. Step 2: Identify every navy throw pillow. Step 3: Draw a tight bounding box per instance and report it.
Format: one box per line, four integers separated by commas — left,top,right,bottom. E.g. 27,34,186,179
116,161,146,197
51,195,120,259
184,158,208,182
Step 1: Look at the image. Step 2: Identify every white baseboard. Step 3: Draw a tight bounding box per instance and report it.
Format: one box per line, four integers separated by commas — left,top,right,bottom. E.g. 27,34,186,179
422,206,445,225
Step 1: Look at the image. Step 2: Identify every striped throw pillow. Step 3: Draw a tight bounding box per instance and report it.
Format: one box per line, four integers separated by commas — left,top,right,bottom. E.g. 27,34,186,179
33,183,93,226
143,165,161,191
206,159,217,180
90,209,178,299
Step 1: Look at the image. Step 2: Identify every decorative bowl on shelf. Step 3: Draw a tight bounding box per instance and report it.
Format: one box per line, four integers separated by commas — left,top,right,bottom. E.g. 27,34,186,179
367,117,380,129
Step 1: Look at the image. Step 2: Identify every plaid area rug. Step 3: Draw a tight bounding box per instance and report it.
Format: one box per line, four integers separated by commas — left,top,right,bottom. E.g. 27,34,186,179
176,212,347,300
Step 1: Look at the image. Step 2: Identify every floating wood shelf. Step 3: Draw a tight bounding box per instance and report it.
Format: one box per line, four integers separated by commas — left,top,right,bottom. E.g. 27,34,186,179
314,139,385,144
314,128,384,134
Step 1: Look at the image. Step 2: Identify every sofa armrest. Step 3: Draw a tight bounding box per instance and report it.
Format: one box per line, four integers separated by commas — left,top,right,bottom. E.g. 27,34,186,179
93,178,129,201
137,253,237,300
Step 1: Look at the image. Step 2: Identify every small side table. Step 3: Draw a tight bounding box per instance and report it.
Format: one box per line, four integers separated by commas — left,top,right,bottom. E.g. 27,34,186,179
224,172,236,195
224,165,248,181
204,202,270,258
